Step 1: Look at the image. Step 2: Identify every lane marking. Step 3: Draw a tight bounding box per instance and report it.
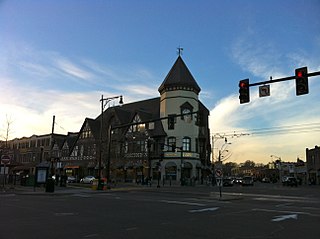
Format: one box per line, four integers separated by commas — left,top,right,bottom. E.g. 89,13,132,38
189,207,219,213
272,214,297,222
159,200,205,206
72,193,91,198
252,208,312,216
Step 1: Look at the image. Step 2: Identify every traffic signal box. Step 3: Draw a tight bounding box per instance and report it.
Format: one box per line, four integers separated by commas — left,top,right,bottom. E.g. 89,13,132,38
239,79,250,104
295,67,309,96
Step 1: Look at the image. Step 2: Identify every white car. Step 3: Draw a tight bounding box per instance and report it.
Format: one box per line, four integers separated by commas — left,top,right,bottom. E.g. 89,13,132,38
80,176,95,184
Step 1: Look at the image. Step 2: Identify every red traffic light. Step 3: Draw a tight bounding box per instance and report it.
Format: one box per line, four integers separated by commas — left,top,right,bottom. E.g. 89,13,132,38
239,80,249,88
296,71,303,78
239,79,250,104
295,67,308,96
239,81,248,88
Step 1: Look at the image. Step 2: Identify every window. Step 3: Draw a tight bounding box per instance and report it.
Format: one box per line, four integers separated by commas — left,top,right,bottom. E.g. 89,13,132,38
182,108,192,123
81,122,92,139
168,114,176,130
167,137,176,152
182,137,191,152
128,114,143,133
180,102,193,122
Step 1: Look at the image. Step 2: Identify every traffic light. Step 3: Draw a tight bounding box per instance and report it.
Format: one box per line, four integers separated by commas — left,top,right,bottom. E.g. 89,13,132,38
239,79,250,104
295,67,309,96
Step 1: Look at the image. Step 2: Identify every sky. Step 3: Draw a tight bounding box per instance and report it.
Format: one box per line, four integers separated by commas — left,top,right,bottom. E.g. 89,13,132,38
1,0,320,164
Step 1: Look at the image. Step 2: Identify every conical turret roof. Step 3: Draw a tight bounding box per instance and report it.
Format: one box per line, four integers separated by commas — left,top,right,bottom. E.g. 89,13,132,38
158,56,201,94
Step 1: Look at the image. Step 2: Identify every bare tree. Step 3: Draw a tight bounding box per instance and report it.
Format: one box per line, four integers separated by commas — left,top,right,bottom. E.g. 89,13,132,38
0,115,13,148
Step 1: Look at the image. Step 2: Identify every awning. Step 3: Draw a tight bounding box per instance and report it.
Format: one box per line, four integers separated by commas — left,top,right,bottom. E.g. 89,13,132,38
65,165,80,169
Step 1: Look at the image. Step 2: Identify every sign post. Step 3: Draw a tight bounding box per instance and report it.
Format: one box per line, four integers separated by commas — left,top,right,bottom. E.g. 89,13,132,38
215,165,223,199
1,155,11,189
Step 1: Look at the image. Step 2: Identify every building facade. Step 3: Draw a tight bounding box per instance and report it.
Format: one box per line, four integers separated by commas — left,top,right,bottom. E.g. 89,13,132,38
87,56,211,184
306,146,320,185
1,56,211,185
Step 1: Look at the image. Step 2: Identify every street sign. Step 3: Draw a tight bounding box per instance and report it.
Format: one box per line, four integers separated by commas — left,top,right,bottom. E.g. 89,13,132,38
1,155,11,164
216,178,223,187
215,169,223,178
259,85,270,97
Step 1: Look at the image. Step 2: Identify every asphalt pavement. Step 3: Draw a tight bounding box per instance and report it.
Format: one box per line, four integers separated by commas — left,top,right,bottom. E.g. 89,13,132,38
2,182,320,239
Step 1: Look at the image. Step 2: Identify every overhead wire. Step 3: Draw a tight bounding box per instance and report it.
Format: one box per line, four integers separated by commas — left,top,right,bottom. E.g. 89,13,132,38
212,122,320,137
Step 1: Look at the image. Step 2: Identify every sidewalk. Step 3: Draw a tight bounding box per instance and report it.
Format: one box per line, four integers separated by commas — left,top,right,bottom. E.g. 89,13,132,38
1,182,243,201
0,182,159,195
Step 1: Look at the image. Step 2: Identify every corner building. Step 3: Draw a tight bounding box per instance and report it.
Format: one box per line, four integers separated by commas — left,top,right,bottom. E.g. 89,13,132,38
95,56,211,184
157,56,210,183
72,56,211,185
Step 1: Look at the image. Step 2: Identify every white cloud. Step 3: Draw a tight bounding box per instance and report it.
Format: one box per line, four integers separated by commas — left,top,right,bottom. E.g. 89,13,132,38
0,43,162,139
54,57,94,81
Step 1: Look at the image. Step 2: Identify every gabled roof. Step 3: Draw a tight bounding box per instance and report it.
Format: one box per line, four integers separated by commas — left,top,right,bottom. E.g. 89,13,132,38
95,97,166,138
64,132,78,150
158,56,201,94
52,133,69,149
86,118,100,140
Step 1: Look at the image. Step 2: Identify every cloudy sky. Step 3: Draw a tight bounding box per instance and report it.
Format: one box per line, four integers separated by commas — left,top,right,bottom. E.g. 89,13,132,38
1,0,319,164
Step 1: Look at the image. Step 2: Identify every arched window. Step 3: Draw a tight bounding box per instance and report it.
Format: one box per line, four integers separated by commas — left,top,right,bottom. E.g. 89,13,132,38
182,137,191,152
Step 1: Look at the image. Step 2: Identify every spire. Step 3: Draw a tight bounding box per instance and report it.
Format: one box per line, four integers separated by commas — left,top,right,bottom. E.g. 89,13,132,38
158,56,201,94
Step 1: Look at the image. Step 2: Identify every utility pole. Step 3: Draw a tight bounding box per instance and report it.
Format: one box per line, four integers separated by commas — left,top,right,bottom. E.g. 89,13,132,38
50,115,55,177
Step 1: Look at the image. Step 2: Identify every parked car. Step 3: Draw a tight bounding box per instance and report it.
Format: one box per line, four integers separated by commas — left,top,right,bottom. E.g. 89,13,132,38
67,176,77,183
234,177,243,185
261,177,271,183
242,176,254,186
80,176,95,184
282,177,298,187
223,178,234,187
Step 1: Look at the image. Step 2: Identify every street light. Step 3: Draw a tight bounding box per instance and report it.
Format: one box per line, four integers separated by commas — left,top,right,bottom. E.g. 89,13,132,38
270,155,282,182
218,142,231,162
98,95,123,189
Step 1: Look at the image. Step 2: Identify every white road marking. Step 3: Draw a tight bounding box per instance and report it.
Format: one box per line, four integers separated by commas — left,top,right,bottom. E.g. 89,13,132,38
189,207,219,213
272,214,298,222
159,200,206,206
72,193,91,198
252,208,311,215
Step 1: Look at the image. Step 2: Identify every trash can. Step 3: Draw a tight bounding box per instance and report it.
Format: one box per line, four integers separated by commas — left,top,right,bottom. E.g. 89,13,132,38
98,178,107,190
45,178,55,192
92,178,107,190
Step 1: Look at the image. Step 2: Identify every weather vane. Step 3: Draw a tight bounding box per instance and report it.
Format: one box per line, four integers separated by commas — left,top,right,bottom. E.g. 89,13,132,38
177,46,183,56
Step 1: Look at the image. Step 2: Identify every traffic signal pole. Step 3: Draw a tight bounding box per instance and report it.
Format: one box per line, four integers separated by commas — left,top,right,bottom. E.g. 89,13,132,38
239,68,320,104
248,70,320,87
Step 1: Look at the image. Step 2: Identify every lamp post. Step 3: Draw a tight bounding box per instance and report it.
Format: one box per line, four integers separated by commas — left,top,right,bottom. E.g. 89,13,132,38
271,155,282,182
216,141,231,198
99,95,123,189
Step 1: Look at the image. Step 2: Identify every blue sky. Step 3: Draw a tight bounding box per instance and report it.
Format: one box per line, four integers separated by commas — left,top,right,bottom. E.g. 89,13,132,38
1,0,319,164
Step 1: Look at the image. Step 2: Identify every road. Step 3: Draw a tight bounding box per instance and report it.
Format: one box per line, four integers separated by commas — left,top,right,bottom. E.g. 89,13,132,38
1,183,320,239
